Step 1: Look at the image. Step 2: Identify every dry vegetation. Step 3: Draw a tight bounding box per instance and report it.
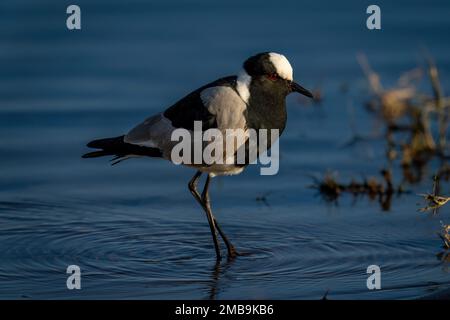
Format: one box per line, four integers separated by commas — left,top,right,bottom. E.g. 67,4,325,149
438,222,450,249
357,53,449,173
310,169,407,211
310,52,449,248
418,175,450,214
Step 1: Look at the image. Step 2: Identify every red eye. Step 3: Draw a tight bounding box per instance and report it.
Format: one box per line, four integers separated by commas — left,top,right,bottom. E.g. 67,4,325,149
267,73,278,81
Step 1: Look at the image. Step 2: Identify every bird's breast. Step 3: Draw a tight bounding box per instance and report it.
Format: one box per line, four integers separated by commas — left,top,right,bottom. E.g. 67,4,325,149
245,101,287,134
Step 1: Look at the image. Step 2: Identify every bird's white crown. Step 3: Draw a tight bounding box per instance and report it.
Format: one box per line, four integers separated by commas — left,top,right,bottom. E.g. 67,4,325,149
268,52,293,81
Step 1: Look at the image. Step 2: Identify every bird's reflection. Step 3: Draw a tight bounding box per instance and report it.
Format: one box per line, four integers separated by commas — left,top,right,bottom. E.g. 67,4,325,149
207,257,237,300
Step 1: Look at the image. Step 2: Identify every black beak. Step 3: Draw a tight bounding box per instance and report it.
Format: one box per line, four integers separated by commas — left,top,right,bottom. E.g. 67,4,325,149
290,81,314,98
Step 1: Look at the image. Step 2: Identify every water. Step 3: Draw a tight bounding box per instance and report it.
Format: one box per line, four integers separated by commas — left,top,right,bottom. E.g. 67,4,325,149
1,0,450,299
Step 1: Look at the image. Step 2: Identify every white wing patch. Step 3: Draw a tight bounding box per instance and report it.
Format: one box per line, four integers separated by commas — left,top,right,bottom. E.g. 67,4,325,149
200,86,249,164
200,86,247,130
269,52,293,81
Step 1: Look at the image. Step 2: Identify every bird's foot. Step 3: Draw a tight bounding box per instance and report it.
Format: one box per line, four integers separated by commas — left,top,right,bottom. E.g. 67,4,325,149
226,246,240,260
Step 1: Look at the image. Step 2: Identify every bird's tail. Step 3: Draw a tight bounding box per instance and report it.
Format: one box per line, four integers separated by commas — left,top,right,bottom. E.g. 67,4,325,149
82,135,162,165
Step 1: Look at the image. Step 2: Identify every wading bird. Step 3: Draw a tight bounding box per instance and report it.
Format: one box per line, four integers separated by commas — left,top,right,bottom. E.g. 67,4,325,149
83,52,313,260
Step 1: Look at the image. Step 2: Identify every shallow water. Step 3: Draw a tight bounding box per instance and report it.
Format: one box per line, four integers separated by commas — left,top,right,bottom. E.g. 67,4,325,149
1,0,450,299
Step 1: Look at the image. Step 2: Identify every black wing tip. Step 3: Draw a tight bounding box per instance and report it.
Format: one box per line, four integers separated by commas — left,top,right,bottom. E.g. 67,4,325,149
86,141,97,148
82,134,162,161
86,135,125,149
82,151,109,158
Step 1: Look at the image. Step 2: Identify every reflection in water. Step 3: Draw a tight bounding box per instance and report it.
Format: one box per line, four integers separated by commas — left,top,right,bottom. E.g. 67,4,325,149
0,197,448,299
208,261,221,300
208,257,236,300
437,251,450,273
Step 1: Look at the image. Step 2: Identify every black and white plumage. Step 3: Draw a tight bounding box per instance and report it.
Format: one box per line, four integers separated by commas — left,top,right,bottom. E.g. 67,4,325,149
83,52,313,260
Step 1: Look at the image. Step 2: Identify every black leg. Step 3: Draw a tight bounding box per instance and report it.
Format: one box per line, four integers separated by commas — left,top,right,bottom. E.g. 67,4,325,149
188,170,203,204
188,171,221,260
214,220,238,259
201,174,238,259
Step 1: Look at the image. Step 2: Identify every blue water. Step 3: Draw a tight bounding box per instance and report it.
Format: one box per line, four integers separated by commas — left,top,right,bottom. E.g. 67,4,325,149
1,0,450,299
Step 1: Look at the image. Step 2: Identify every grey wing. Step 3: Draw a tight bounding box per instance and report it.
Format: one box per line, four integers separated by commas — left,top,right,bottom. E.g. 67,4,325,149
124,113,177,159
124,83,248,162
200,86,249,164
200,86,248,131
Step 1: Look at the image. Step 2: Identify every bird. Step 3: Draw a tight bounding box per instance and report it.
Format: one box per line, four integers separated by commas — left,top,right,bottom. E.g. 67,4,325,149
82,52,313,261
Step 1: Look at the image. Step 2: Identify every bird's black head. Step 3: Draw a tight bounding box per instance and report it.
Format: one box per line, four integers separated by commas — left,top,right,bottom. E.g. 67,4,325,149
242,52,313,98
